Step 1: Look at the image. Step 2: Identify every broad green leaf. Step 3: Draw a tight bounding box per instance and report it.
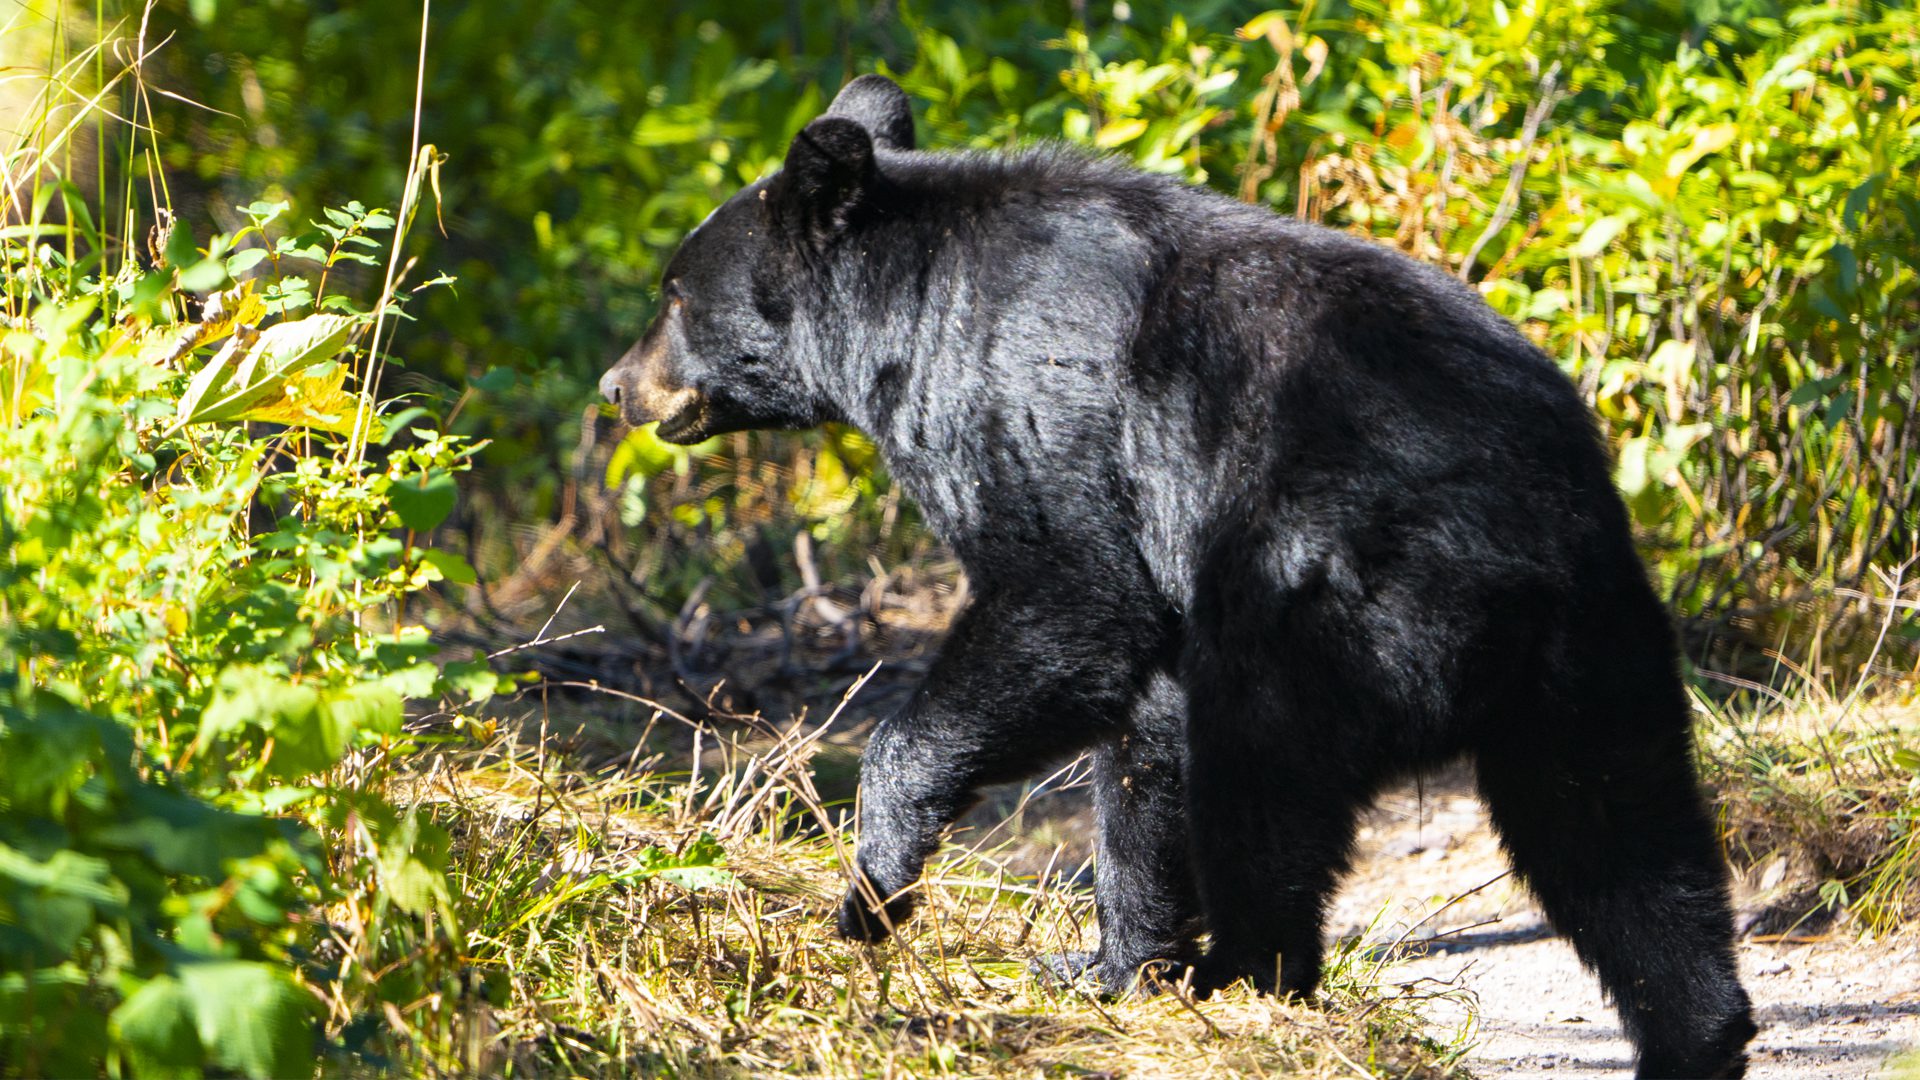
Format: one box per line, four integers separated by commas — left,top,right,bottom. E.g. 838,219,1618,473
174,332,250,432
111,976,203,1079
226,247,268,276
377,405,436,445
178,257,228,293
198,666,320,750
322,682,403,741
376,814,453,918
164,221,197,270
655,864,738,891
440,659,505,704
93,785,281,878
381,662,441,699
633,833,736,892
0,845,126,960
389,470,457,532
177,962,316,1080
419,547,477,585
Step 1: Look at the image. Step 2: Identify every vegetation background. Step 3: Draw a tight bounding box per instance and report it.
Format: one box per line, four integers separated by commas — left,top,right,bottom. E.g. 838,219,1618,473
2,0,1915,1075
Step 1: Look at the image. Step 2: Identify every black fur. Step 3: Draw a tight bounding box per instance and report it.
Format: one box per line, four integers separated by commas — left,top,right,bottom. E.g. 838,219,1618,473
599,76,1756,1078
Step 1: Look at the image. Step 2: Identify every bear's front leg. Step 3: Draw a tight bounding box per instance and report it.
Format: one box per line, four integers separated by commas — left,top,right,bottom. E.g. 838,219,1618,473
1033,671,1202,994
835,587,1161,943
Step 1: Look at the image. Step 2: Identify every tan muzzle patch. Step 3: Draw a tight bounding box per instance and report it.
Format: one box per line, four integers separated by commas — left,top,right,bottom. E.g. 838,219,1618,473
639,383,703,429
603,334,702,431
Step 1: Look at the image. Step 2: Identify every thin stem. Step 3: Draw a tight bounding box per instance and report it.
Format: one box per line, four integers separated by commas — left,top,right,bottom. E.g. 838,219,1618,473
349,0,432,466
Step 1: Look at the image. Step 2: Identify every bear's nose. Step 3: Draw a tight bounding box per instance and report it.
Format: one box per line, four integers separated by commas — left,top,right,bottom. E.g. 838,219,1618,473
598,369,624,406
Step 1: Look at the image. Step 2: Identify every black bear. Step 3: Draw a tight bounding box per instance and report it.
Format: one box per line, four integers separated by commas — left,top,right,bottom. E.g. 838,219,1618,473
598,74,1756,1078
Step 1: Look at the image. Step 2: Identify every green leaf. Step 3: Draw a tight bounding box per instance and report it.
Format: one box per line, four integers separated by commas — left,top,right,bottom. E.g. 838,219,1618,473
1573,213,1630,259
0,844,127,960
377,405,437,444
1842,174,1883,233
389,470,457,532
633,833,736,892
178,257,227,293
440,659,504,704
471,366,515,393
226,248,268,276
164,221,198,270
381,662,441,699
1831,243,1858,297
93,785,281,878
195,665,379,778
198,666,320,750
376,813,452,918
239,199,288,227
419,547,477,585
321,682,403,742
655,863,737,891
111,976,203,1079
176,961,316,1080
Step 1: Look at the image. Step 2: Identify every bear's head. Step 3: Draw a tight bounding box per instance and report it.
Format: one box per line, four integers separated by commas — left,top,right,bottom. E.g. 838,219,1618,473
598,74,915,444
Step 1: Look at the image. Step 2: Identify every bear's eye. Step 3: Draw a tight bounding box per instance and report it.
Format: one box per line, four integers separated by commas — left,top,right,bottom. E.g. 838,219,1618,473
662,278,687,304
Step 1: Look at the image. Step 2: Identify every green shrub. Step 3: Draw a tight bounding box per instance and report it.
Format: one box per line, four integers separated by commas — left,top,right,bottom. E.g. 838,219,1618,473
1,45,503,1076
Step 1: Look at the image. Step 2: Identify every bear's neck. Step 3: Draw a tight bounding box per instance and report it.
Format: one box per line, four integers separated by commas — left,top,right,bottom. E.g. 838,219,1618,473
801,200,1171,553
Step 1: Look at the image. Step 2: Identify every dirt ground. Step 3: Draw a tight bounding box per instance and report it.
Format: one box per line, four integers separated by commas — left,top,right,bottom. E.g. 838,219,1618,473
1332,777,1920,1079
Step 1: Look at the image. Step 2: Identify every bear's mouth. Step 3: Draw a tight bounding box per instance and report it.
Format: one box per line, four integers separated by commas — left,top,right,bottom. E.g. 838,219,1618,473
653,397,710,444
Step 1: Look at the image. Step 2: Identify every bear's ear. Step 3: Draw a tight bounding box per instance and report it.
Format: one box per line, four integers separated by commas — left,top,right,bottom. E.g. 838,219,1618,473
774,115,875,242
824,74,915,151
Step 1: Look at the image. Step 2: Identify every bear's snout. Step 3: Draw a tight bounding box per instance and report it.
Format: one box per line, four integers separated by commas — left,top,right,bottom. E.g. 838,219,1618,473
597,367,627,408
600,344,705,437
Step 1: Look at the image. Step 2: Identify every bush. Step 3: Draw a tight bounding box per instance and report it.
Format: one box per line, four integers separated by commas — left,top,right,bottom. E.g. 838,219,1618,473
0,49,505,1075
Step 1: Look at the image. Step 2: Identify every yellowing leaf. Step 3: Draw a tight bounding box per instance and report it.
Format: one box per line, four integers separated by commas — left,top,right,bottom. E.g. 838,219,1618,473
1665,124,1736,178
1237,11,1294,52
237,362,357,434
200,285,268,344
1094,118,1149,148
175,313,360,430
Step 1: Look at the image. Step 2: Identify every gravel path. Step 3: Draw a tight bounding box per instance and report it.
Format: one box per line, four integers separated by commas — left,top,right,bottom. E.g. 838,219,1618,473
1331,779,1920,1079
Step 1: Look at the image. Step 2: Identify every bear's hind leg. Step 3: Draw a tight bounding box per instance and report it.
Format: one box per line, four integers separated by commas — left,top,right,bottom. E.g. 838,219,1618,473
1476,720,1755,1079
1182,687,1371,998
1035,671,1204,995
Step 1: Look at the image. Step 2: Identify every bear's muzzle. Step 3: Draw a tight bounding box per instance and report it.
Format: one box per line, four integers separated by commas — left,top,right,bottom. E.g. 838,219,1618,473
599,342,705,438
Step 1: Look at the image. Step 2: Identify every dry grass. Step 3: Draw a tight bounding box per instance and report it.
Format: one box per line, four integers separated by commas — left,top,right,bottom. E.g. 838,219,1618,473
1700,692,1920,936
376,676,1470,1079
